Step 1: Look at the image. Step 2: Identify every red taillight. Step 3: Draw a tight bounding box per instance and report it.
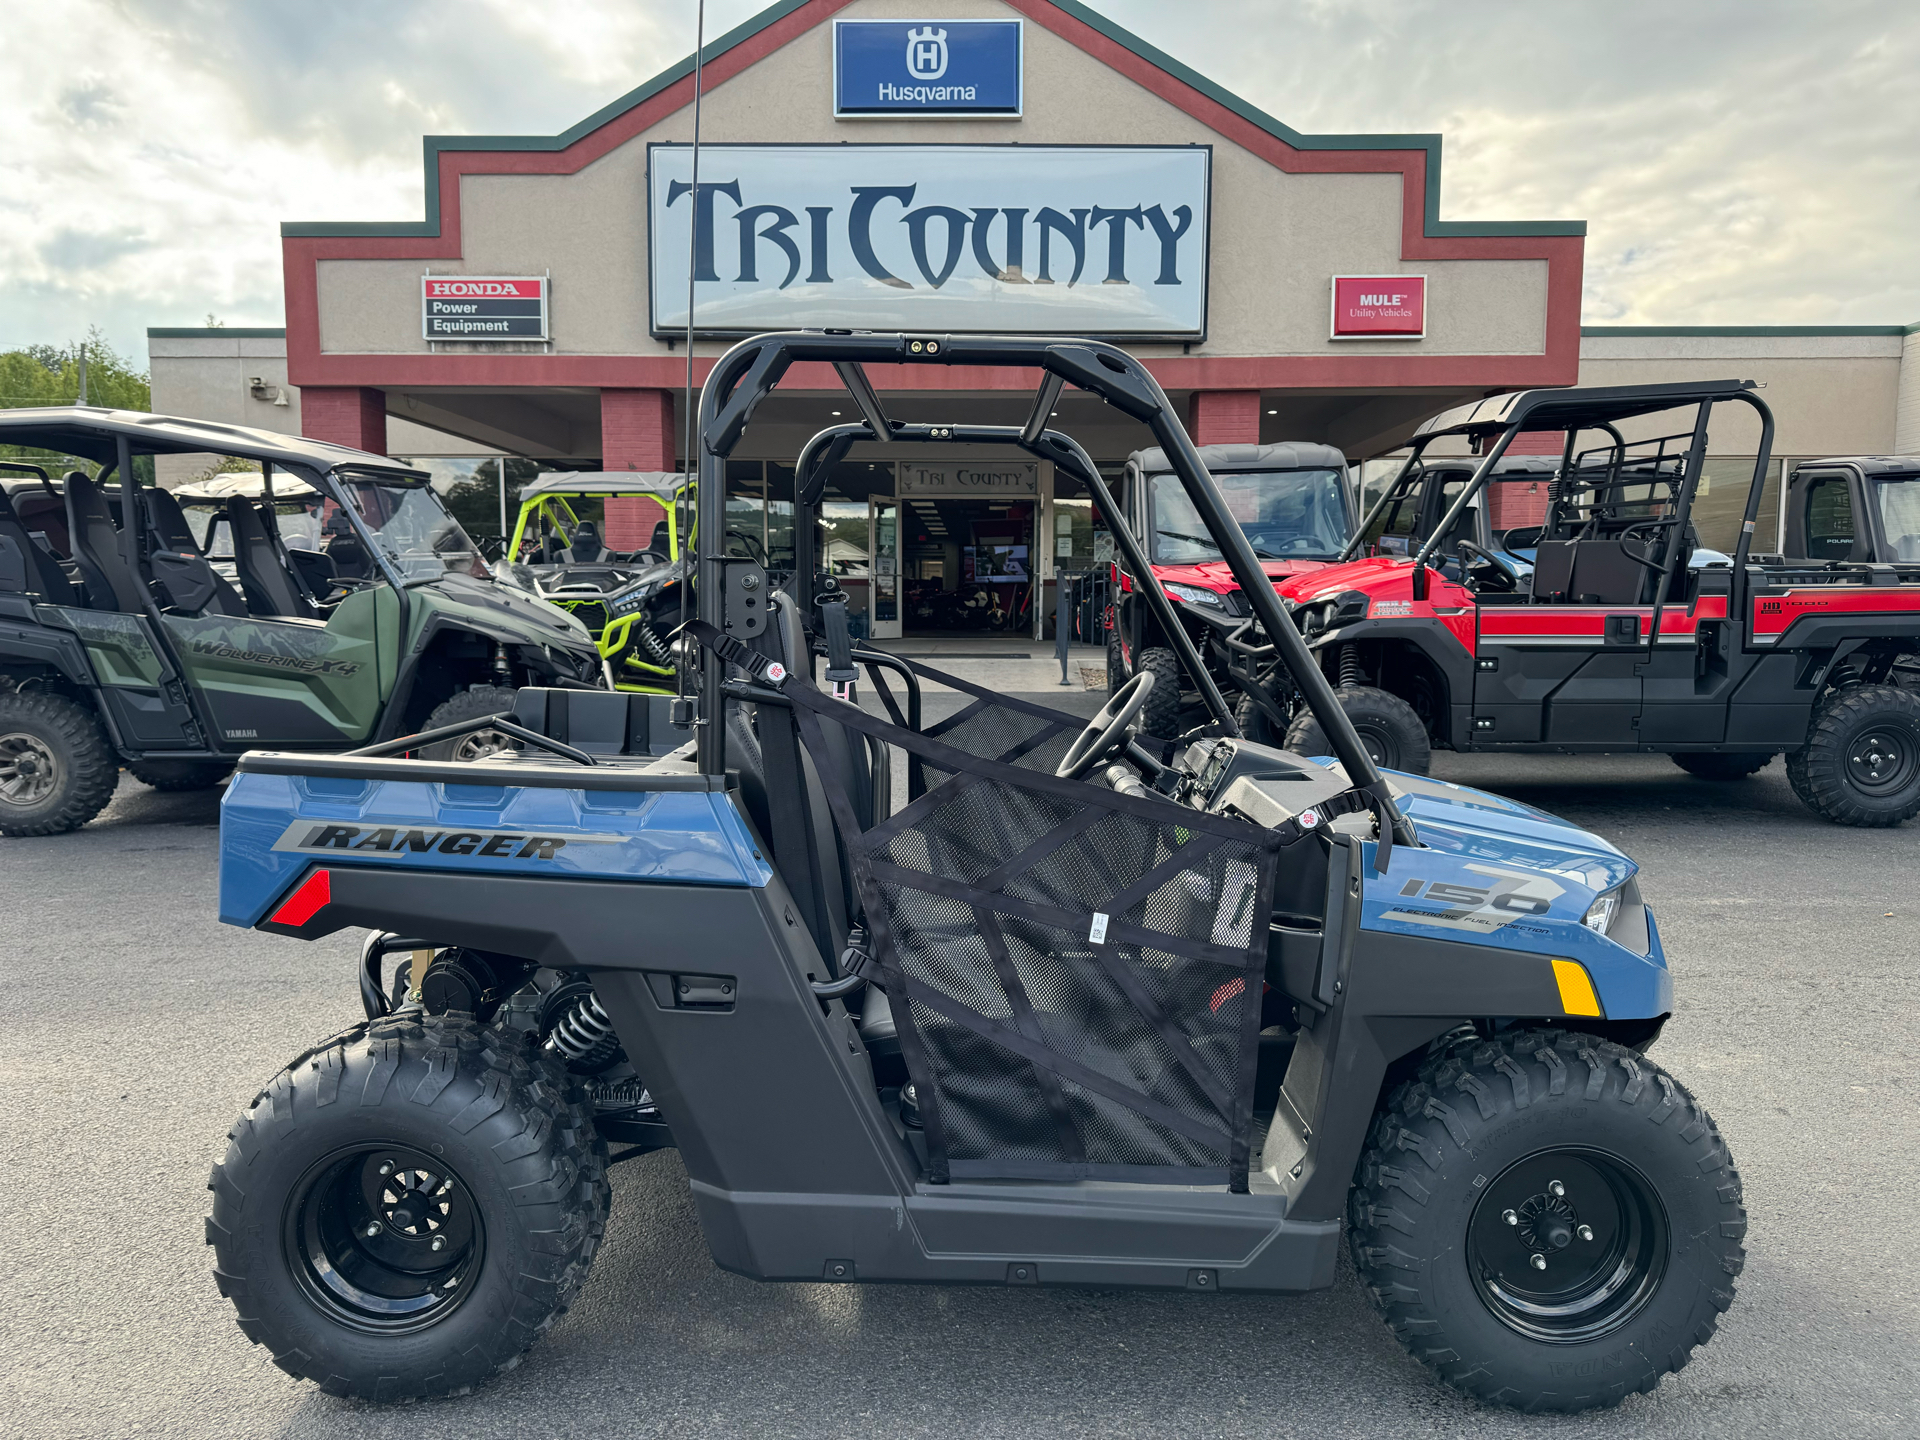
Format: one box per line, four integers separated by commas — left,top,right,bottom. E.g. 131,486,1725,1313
270,869,331,927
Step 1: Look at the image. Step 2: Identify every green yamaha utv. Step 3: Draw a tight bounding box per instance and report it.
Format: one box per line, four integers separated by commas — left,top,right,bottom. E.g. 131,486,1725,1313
209,334,1745,1414
0,409,603,833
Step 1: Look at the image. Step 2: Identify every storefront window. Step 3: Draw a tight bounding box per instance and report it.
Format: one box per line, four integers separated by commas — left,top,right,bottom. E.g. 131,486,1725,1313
1691,458,1780,555
766,463,797,577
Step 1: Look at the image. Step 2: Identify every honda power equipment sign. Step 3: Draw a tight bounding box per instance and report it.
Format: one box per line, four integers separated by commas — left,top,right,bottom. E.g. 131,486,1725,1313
1330,275,1426,339
647,143,1210,338
421,276,550,341
834,18,1023,117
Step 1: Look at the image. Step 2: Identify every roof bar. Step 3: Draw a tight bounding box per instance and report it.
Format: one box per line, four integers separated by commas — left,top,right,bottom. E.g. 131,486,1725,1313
833,361,893,443
1020,372,1065,445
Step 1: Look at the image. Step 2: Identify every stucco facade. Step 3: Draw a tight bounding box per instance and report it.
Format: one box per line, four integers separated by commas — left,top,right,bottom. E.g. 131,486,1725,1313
275,0,1586,470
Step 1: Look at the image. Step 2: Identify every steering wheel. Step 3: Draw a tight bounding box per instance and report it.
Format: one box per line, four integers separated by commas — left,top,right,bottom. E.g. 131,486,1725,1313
1455,540,1517,592
1057,671,1156,780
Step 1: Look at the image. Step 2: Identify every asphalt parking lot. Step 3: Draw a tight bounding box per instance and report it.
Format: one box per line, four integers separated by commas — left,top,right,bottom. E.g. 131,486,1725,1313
2,728,1915,1438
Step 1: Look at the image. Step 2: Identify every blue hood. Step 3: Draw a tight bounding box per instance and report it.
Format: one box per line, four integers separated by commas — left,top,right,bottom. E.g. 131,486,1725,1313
1308,761,1668,1020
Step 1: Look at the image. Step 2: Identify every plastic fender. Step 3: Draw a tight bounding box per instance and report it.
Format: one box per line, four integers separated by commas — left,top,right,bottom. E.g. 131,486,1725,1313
219,770,770,928
1355,822,1669,1021
403,572,596,654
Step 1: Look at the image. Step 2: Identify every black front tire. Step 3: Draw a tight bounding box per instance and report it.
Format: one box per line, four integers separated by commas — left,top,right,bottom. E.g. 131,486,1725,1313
1349,1029,1746,1412
1105,636,1126,693
206,1014,610,1402
1135,647,1185,739
126,757,235,791
1233,689,1285,746
0,690,118,835
1786,684,1918,826
1283,684,1431,775
419,686,521,762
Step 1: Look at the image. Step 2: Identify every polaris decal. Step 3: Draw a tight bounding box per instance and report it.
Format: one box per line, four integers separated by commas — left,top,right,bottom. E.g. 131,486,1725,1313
189,639,361,677
270,821,622,861
1381,863,1566,936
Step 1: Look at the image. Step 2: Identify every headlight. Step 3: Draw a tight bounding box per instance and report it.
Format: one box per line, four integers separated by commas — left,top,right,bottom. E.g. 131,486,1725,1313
1164,582,1225,609
1582,890,1619,934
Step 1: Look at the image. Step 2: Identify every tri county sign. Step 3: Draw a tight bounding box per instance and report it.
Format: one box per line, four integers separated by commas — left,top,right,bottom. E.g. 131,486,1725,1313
646,143,1211,339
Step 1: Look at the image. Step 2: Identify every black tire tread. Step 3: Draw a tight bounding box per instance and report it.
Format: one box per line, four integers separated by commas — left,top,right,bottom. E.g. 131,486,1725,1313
1785,684,1919,826
419,686,521,763
1283,684,1432,775
1136,647,1185,739
0,690,118,835
126,757,234,791
1669,751,1772,781
1348,1027,1746,1412
205,1013,609,1402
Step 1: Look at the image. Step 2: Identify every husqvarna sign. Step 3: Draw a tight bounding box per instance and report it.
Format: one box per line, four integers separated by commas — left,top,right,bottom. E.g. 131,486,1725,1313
647,143,1210,338
834,18,1022,117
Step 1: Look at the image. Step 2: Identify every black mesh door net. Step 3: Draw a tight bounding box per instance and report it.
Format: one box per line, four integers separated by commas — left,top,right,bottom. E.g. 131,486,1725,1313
780,655,1292,1192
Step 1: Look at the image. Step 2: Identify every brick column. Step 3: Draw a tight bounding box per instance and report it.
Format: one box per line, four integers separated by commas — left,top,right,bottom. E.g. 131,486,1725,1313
1186,391,1260,447
301,387,387,454
601,389,677,471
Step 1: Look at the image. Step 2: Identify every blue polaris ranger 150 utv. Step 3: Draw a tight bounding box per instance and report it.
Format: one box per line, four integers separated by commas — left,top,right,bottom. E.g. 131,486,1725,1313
207,334,1744,1412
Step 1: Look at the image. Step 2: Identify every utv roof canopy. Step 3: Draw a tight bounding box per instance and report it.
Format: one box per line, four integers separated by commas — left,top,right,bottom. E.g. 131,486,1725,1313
0,406,424,481
1128,441,1348,474
1410,379,1761,442
519,472,691,500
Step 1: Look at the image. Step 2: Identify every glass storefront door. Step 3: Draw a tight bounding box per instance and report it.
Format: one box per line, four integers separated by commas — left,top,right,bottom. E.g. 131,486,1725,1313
869,497,901,639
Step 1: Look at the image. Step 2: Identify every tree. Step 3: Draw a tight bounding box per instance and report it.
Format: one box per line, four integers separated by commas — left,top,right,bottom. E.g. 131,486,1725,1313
0,328,152,477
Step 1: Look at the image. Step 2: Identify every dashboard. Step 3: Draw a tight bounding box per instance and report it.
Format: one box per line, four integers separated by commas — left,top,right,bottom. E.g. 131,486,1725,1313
1181,738,1354,828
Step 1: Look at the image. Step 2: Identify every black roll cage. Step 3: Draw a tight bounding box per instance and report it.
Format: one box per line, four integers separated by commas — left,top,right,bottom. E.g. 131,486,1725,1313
693,331,1413,845
1346,380,1774,656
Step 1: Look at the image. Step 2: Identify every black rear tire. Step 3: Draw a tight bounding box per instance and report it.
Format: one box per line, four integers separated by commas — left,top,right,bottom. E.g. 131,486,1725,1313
0,690,118,835
1283,684,1431,775
1349,1028,1746,1412
126,757,235,791
1233,689,1285,746
1785,684,1918,826
1669,752,1773,782
206,1014,610,1401
1135,647,1185,739
419,686,521,762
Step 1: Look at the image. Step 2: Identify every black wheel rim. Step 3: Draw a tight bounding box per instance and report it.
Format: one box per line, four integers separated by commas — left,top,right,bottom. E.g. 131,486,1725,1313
1467,1148,1668,1345
284,1144,484,1334
1351,723,1395,769
1842,720,1916,798
0,731,61,808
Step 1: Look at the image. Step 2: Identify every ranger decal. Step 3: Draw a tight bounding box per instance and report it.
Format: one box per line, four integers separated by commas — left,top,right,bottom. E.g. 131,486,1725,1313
270,821,622,860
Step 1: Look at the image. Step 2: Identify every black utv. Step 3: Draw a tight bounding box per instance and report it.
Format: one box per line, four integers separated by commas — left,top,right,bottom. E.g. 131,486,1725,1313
1783,455,1918,565
0,409,602,834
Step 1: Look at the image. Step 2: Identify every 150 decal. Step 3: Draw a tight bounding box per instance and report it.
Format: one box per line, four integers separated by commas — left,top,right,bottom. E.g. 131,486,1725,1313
1381,863,1566,936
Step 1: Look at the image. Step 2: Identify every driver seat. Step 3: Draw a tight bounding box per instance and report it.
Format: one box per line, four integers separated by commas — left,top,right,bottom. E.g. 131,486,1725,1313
565,521,609,564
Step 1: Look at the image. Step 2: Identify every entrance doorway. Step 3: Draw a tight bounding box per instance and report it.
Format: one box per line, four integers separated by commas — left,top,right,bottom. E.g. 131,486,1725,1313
898,495,1036,636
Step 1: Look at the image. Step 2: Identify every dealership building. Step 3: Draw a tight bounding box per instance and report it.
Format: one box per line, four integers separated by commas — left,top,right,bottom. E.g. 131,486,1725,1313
149,0,1918,636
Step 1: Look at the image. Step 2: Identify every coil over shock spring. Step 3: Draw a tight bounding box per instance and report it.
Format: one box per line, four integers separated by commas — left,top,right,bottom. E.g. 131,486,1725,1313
1339,644,1363,688
545,990,618,1065
632,617,673,668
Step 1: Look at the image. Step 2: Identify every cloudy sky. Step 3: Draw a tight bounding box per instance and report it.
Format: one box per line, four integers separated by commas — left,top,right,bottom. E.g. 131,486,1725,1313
3,0,1914,362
